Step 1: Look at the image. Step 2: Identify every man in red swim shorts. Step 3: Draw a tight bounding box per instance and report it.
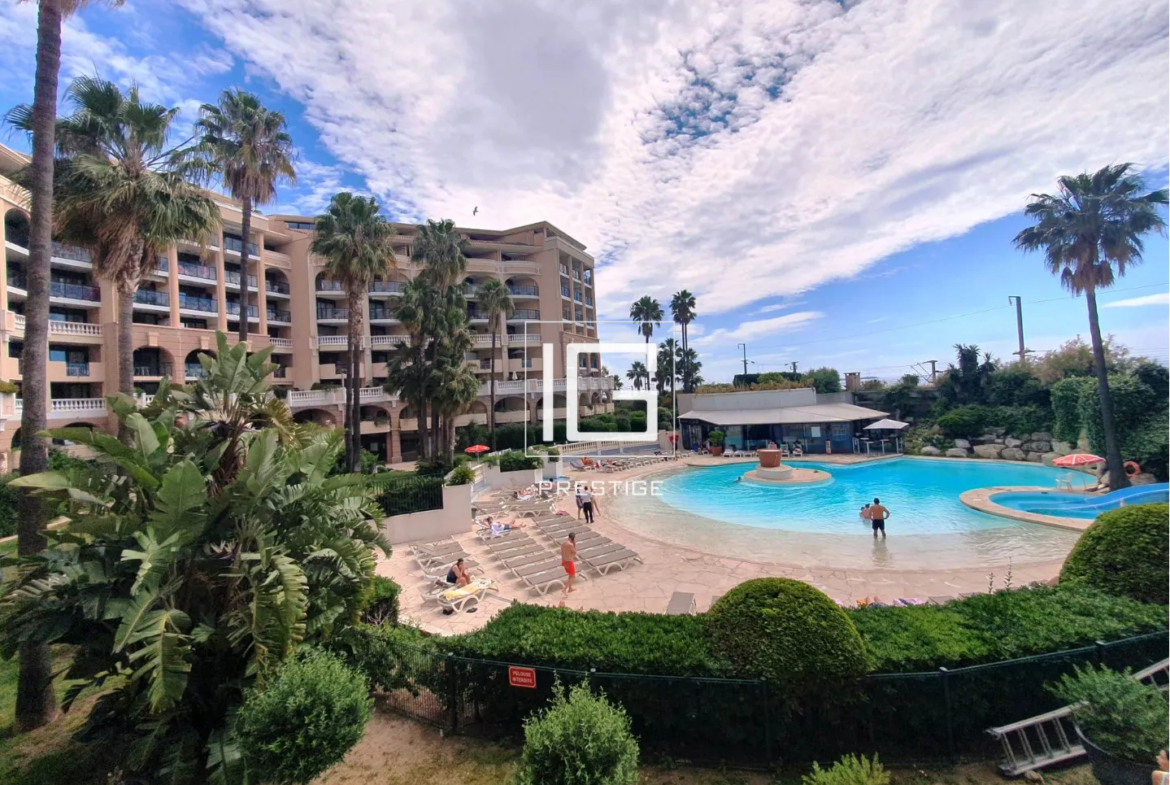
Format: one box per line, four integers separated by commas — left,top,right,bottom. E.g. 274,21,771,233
560,532,577,595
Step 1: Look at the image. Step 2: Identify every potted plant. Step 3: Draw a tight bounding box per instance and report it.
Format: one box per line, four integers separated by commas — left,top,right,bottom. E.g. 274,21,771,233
1051,665,1168,785
707,430,726,456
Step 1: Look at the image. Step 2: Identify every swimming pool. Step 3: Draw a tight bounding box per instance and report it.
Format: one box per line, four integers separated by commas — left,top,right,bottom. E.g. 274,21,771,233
605,458,1082,570
992,484,1170,519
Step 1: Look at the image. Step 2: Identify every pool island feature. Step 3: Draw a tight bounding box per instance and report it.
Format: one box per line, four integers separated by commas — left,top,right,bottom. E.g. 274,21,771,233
741,449,831,484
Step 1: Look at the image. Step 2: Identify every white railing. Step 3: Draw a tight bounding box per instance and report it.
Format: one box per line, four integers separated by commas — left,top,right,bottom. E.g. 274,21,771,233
269,337,293,348
558,438,659,456
510,333,540,344
287,390,337,407
476,376,614,397
369,335,409,346
13,314,25,331
359,387,396,403
317,335,348,346
49,321,102,337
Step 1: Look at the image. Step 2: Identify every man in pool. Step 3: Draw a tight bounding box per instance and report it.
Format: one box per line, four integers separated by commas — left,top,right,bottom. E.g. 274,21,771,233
869,497,889,538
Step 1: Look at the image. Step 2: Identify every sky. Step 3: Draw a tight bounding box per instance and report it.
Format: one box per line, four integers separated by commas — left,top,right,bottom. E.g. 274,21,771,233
0,0,1166,383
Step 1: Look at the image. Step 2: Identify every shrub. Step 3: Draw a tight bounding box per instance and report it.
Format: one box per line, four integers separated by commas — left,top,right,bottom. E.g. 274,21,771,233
1060,504,1169,605
376,475,445,516
327,623,438,693
362,575,400,626
499,451,542,472
447,465,476,485
1080,374,1162,458
514,682,639,785
0,473,17,538
0,381,18,395
1051,665,1169,763
936,405,988,439
359,448,381,475
706,578,869,693
802,754,890,785
707,430,725,447
1050,377,1095,444
235,648,372,785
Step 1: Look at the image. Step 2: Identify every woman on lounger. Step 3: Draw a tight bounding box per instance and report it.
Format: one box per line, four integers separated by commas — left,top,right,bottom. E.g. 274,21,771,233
446,558,472,587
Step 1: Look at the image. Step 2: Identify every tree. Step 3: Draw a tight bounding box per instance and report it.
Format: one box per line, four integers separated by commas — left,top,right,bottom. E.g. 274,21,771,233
802,367,842,394
476,278,514,449
8,0,125,735
630,295,663,345
676,346,703,393
1032,335,1134,385
1014,164,1168,489
656,338,679,398
311,194,397,471
0,334,388,780
386,278,439,458
670,290,697,391
627,361,649,391
938,344,996,406
197,89,296,346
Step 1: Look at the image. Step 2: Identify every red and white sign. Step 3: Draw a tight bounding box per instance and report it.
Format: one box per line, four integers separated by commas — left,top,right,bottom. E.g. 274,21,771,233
508,666,537,689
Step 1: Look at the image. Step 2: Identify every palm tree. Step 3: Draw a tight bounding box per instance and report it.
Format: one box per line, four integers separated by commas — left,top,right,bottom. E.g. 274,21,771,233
10,0,124,735
630,296,663,344
197,89,296,346
657,338,679,398
1014,164,1168,489
677,346,703,393
670,290,697,390
387,277,440,458
17,78,222,402
627,361,649,391
311,193,397,471
475,278,514,448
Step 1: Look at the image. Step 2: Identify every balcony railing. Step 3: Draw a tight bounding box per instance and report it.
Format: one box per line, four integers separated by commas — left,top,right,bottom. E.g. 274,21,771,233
134,289,170,306
466,310,487,320
370,281,403,294
272,366,287,378
177,262,217,281
224,270,258,288
51,281,101,302
318,335,348,346
266,279,290,295
52,242,92,263
223,236,259,256
267,309,292,323
225,302,259,318
316,279,344,292
66,362,90,377
573,292,582,302
509,285,538,297
135,362,172,377
49,320,101,337
8,272,27,290
317,306,349,320
185,363,207,379
511,309,541,320
153,258,168,274
179,293,217,313
369,308,395,321
269,337,294,348
479,359,492,369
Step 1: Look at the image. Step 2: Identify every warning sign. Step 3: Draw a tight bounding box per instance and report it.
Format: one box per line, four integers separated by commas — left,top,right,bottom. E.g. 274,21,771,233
508,666,537,689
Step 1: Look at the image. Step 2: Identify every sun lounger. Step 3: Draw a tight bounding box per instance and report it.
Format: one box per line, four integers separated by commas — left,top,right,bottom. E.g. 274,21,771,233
415,549,471,570
583,548,641,575
894,598,925,606
501,549,557,570
666,592,696,615
511,558,565,579
491,543,546,563
437,579,495,612
927,595,954,605
486,536,539,556
520,568,569,595
577,541,623,561
411,540,463,557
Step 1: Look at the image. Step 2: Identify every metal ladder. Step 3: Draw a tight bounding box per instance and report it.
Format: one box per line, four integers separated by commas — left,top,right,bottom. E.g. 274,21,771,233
988,657,1168,776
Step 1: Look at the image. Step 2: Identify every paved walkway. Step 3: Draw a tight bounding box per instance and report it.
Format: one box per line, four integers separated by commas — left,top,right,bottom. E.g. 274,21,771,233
379,457,1067,635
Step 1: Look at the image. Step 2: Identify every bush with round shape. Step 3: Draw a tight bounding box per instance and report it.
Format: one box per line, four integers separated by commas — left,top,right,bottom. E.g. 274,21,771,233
1060,503,1169,605
513,681,639,785
706,578,870,693
235,648,372,784
1051,665,1168,764
802,754,890,785
447,465,477,486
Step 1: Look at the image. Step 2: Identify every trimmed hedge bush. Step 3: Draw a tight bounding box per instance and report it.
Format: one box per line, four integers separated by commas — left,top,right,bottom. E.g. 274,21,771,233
235,648,372,784
1060,504,1169,605
1052,665,1169,763
850,584,1168,672
706,578,869,692
499,451,542,472
514,682,639,785
362,575,400,626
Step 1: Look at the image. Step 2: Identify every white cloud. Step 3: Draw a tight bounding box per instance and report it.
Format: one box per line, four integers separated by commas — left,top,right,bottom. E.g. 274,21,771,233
152,1,1170,319
693,310,822,346
1102,292,1170,308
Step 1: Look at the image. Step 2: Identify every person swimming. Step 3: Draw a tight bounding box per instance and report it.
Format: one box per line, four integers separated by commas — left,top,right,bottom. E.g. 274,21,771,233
859,503,872,521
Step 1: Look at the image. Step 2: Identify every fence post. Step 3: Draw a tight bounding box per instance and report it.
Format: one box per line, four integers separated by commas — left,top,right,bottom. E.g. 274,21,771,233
761,679,773,771
940,667,955,761
1094,639,1107,666
446,653,459,733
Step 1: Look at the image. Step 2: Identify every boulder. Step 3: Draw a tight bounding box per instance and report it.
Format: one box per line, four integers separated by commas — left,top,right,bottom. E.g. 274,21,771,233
1005,437,1023,448
990,427,1006,436
1040,452,1060,467
974,435,996,445
994,437,1005,444
1025,440,1052,453
1132,473,1158,486
1000,447,1026,461
1030,432,1054,442
1051,440,1072,456
953,439,971,449
945,447,969,458
973,444,1003,459
1025,451,1044,463
919,446,941,456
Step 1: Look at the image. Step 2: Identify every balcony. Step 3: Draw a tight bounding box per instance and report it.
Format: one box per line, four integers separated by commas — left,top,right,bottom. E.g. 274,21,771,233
509,285,539,297
267,308,292,324
135,362,173,377
369,308,396,323
225,302,259,319
177,262,217,282
318,335,348,348
370,281,403,295
223,236,259,257
8,271,27,292
49,320,102,338
134,289,170,307
272,366,287,379
51,281,101,302
4,235,93,268
317,306,349,321
179,293,218,313
186,363,207,379
316,279,344,294
265,279,291,296
269,337,294,350
369,335,408,347
463,284,477,297
509,309,541,321
224,270,258,289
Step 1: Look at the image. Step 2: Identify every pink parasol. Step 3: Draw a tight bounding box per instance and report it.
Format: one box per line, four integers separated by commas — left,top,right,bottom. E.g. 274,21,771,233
1052,453,1104,468
464,445,491,455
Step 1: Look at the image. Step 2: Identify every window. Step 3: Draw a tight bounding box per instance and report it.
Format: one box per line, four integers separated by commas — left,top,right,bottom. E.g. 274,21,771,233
181,319,208,329
49,308,87,323
286,220,314,231
561,285,569,297
133,312,163,325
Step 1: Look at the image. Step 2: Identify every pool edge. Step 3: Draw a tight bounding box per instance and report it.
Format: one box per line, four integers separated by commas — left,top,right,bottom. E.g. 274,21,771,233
960,486,1092,531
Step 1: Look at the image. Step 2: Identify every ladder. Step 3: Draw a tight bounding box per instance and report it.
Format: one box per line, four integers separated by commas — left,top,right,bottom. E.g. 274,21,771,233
988,657,1168,777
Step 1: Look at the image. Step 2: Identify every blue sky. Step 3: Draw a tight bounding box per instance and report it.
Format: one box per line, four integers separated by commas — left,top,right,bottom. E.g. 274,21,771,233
0,0,1166,383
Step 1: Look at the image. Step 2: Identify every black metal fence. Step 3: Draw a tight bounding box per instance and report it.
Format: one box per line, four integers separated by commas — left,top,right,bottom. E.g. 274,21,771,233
376,476,445,517
374,630,1168,768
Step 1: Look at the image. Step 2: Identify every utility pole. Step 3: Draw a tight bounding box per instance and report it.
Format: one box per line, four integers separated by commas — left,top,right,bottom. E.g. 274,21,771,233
925,360,937,382
1007,296,1026,364
788,361,798,375
737,343,748,377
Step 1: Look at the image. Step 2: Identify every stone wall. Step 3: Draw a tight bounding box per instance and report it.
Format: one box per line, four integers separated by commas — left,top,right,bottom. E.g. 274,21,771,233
918,430,1076,467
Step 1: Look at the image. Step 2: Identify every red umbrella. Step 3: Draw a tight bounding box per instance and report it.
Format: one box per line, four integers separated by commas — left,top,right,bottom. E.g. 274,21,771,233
1052,453,1104,467
465,445,490,455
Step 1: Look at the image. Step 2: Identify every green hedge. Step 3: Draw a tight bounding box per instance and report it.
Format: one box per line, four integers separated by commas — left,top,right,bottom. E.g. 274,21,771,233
1061,504,1169,605
850,584,1167,672
499,451,542,472
375,475,445,517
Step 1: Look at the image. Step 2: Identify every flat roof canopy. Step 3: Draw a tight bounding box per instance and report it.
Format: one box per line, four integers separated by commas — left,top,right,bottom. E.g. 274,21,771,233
678,402,887,426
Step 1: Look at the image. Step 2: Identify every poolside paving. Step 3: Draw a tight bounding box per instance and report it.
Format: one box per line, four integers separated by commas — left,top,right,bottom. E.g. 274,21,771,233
379,458,1068,636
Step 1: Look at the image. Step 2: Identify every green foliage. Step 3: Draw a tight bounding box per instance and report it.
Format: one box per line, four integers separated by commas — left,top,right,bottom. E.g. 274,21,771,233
1060,504,1169,604
850,584,1168,672
514,682,639,785
0,335,388,780
0,381,19,395
447,604,726,676
375,475,445,516
362,575,401,626
415,456,455,477
326,622,438,694
0,473,17,538
803,367,843,394
499,452,542,472
1051,377,1095,444
936,405,988,439
706,579,869,693
236,648,373,784
802,754,890,785
1032,336,1135,385
1051,665,1169,763
1080,374,1159,455
657,406,673,428
359,448,381,475
707,430,725,447
984,366,1051,409
448,465,477,485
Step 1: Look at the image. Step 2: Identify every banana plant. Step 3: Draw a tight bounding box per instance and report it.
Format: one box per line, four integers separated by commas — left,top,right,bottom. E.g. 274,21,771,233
0,333,390,783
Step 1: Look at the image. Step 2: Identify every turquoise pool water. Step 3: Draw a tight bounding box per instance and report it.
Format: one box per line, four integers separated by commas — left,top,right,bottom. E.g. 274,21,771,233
992,484,1170,519
656,457,1070,535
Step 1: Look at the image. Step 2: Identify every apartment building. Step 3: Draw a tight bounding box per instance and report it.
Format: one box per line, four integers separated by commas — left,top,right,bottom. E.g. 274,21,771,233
0,142,610,465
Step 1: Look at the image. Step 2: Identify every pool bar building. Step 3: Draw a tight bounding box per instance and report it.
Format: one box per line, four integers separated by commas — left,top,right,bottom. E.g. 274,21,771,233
677,388,888,454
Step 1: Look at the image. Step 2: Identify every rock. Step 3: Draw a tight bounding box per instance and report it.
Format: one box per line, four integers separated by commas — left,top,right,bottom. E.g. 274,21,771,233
974,435,996,444
919,446,941,456
1000,447,1026,461
1052,440,1072,456
1132,473,1158,486
994,437,1005,444
1026,440,1052,453
1030,432,1052,441
1025,451,1044,462
1005,437,1023,448
973,444,1003,459
945,447,969,458
1024,770,1044,784
1041,452,1060,467
953,439,971,449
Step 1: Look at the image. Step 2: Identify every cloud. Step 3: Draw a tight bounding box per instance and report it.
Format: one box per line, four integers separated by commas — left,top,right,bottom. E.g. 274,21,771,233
1103,292,1170,308
693,311,822,346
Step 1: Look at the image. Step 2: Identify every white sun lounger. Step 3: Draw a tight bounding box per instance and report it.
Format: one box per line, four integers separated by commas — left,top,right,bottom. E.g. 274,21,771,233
502,549,557,570
492,543,546,563
584,548,641,575
411,540,462,557
437,579,495,612
666,592,696,615
521,566,571,595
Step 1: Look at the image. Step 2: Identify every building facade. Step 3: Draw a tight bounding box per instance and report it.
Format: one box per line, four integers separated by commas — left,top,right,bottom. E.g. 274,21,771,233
0,143,610,464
